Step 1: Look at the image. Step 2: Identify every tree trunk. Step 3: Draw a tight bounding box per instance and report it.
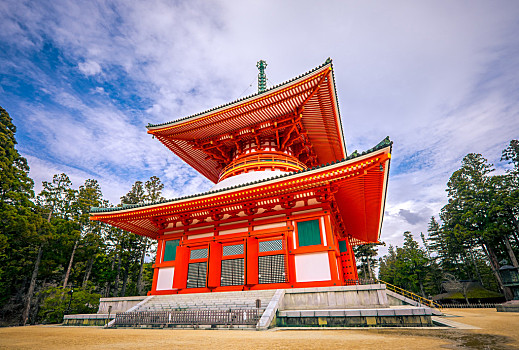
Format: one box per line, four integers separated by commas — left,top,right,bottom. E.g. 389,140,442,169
468,246,484,286
508,210,519,245
82,257,94,288
463,291,470,305
121,265,129,297
22,244,43,326
419,281,426,298
63,239,79,289
482,242,514,300
136,239,147,295
366,256,374,280
503,235,519,268
114,252,122,297
104,256,116,297
30,278,46,325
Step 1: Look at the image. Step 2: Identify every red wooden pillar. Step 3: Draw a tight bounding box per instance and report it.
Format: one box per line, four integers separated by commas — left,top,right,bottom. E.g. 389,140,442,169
172,245,189,289
348,238,359,280
286,227,297,284
339,237,358,283
246,237,258,285
150,238,164,294
207,242,222,289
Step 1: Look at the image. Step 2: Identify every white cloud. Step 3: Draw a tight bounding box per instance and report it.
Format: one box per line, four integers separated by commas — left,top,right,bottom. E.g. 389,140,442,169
2,0,519,258
78,60,102,76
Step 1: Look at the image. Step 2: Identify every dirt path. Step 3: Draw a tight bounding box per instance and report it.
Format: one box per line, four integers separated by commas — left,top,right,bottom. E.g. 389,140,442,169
1,309,517,350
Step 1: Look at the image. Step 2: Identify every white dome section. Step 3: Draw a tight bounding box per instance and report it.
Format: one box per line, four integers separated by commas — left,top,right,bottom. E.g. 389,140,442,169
211,169,289,191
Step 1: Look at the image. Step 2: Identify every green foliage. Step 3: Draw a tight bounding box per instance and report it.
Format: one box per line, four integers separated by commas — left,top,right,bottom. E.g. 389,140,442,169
379,232,434,296
120,181,145,205
0,106,34,208
354,243,380,279
0,106,51,322
1,103,517,323
445,286,503,300
0,107,165,325
37,173,76,219
37,286,101,324
144,176,165,203
438,148,519,298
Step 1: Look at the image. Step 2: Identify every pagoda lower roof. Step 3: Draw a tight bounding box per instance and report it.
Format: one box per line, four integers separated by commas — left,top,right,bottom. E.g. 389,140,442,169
146,59,346,183
90,137,392,243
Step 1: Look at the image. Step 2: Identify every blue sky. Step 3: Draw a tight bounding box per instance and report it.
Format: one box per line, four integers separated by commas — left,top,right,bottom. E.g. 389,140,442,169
1,0,518,254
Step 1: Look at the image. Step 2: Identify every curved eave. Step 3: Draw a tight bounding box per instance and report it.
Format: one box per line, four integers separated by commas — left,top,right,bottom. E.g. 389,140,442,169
147,59,335,131
147,60,346,183
91,139,392,244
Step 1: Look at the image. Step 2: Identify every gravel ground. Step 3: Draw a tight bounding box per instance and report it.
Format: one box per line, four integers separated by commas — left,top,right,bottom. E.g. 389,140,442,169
1,309,518,350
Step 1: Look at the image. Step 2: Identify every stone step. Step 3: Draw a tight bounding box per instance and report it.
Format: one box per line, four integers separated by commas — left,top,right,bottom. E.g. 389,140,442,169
130,290,277,314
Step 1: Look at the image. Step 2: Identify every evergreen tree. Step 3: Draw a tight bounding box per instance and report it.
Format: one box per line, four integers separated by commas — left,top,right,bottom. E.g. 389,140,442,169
441,153,513,298
62,179,105,289
0,106,51,325
354,243,379,280
36,173,76,220
378,232,432,296
0,107,34,208
144,176,165,203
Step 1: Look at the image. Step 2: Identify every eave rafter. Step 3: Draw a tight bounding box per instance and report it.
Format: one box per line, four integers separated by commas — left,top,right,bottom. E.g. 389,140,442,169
149,68,330,138
187,110,320,170
162,69,331,174
92,152,390,241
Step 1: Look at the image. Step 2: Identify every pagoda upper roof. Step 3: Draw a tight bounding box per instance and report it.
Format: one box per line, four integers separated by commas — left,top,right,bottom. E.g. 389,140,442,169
147,59,347,183
90,137,392,244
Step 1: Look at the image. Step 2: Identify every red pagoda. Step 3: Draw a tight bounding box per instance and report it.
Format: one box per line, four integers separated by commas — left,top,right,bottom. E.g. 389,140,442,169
90,59,392,295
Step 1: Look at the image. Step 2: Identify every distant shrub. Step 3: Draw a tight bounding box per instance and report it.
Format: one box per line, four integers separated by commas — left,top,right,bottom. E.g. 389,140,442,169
37,286,100,324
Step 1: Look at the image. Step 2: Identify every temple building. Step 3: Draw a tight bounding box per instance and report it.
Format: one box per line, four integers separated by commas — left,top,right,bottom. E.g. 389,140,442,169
90,59,392,295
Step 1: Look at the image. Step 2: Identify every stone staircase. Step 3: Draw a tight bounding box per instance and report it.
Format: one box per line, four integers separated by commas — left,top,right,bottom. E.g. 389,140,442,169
109,290,278,329
68,285,439,329
137,290,276,312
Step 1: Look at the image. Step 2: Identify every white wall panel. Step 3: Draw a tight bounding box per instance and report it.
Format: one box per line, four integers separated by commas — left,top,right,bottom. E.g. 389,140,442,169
254,222,286,231
219,227,248,235
156,267,174,290
295,252,331,282
187,232,214,240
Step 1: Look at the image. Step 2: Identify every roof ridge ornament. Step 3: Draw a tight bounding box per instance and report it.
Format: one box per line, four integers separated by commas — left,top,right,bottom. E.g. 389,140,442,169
256,60,267,93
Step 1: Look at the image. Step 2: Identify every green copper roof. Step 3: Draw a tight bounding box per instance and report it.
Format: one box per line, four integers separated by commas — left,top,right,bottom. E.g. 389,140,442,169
90,136,391,214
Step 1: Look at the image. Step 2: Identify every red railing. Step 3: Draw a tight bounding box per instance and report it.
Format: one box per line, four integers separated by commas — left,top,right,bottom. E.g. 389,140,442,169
220,153,307,181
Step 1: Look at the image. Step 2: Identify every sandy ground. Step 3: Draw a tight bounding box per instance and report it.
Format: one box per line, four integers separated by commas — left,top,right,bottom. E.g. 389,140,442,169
1,309,518,350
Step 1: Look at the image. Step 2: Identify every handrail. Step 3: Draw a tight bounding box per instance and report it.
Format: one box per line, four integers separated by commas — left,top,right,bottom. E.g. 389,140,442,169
377,279,442,310
222,154,306,173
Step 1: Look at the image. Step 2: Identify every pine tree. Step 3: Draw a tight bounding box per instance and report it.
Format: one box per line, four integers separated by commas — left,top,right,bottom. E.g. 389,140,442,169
378,232,431,296
0,106,51,325
62,179,105,289
354,243,379,280
441,153,513,298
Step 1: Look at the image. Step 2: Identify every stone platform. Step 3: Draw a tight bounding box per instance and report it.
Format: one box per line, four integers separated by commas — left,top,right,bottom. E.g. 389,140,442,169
496,300,519,312
63,284,441,329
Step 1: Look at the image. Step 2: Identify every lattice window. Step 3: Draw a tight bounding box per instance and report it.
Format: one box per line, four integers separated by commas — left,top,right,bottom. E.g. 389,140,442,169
258,255,286,284
190,248,208,260
259,239,283,253
221,258,244,286
187,262,207,288
223,244,244,256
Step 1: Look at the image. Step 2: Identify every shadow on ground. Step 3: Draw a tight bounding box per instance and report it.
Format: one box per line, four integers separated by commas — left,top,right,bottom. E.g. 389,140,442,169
374,329,514,350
